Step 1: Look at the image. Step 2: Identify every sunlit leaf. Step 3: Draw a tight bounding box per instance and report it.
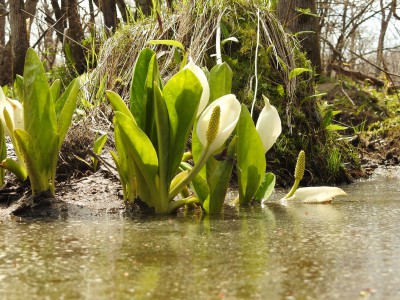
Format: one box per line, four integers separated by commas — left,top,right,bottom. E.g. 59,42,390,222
254,172,276,202
164,68,202,182
237,105,265,205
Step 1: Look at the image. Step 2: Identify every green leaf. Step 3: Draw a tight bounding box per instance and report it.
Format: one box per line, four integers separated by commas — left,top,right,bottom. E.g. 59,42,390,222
50,79,61,102
94,133,107,155
237,105,266,205
276,84,285,97
14,75,24,103
0,158,27,182
153,82,170,211
106,90,134,119
130,48,156,130
147,40,185,52
56,79,79,148
322,110,333,127
254,172,276,202
14,129,47,194
326,124,348,131
203,159,234,214
23,48,59,192
114,111,159,204
180,162,210,205
209,62,232,102
289,67,312,80
164,68,202,182
92,133,107,171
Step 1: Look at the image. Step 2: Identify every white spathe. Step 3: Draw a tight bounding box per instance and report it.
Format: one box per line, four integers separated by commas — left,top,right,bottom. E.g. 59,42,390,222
285,186,347,203
184,59,210,117
197,94,241,155
0,88,24,136
256,95,282,153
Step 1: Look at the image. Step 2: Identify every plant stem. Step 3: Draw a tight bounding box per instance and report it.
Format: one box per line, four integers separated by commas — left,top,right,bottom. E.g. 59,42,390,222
284,178,300,199
168,146,210,200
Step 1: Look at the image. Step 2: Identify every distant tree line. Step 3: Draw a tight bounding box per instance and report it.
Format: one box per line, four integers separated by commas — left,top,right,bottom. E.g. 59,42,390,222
0,0,399,86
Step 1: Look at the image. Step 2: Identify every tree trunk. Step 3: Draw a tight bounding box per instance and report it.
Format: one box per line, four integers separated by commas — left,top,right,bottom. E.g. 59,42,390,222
10,0,29,78
377,0,393,74
24,0,39,38
66,0,86,73
136,0,152,16
277,0,322,74
0,42,11,85
99,0,117,30
0,0,6,46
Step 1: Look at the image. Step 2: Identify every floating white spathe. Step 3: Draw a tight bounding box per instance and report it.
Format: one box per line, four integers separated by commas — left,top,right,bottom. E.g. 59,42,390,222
256,95,282,153
285,186,347,203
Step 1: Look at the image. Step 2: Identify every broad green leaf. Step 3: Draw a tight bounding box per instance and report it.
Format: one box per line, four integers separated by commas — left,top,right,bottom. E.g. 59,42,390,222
106,90,134,120
254,172,276,202
289,67,312,80
23,49,59,182
114,111,159,201
130,48,155,129
144,54,161,138
50,79,61,102
147,40,185,52
14,129,46,194
237,105,266,205
203,160,234,214
153,82,170,210
209,62,232,103
56,79,79,147
164,68,202,182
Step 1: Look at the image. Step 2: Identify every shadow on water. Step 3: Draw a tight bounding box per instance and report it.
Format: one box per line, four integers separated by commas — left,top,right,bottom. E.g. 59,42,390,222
0,167,399,299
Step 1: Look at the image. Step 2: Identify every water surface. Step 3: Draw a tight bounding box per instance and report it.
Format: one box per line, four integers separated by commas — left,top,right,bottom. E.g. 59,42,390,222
0,168,399,299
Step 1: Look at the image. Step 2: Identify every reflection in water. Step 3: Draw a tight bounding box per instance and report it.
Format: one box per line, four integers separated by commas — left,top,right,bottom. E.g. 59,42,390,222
0,168,399,299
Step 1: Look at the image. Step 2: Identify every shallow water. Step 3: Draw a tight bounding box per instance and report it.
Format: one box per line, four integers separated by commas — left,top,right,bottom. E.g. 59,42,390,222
0,168,399,300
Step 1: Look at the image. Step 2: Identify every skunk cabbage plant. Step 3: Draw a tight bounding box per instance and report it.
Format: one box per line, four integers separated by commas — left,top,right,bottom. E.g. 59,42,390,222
0,48,79,196
285,186,347,203
283,150,347,203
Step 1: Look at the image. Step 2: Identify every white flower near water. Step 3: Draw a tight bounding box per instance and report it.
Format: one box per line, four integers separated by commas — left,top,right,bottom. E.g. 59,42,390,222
256,95,282,153
197,94,241,155
0,88,24,136
285,186,347,203
184,59,210,117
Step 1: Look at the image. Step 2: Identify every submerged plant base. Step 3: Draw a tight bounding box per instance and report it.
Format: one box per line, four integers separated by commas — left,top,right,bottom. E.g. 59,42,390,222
9,192,54,217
